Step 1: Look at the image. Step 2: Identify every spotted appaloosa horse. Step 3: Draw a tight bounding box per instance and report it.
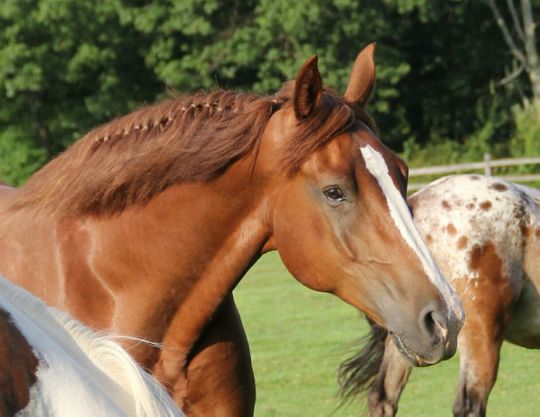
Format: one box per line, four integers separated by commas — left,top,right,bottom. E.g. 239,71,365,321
340,174,540,417
0,44,463,416
0,275,183,417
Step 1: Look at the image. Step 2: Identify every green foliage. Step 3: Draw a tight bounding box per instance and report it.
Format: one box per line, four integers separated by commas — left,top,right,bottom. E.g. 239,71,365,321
1,0,539,184
510,101,540,158
0,0,161,162
402,137,464,168
0,128,46,186
464,94,512,158
402,90,513,168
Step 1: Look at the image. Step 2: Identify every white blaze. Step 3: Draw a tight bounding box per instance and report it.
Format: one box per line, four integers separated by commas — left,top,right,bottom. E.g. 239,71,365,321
360,145,464,321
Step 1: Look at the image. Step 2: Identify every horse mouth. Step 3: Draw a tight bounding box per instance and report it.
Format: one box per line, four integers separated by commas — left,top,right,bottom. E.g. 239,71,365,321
390,332,439,367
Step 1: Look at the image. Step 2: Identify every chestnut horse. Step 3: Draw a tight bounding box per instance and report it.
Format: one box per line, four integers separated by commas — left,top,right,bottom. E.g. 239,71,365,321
0,275,183,417
0,44,463,416
339,174,540,417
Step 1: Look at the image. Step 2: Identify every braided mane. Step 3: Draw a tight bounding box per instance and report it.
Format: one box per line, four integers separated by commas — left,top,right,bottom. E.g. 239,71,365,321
13,85,369,217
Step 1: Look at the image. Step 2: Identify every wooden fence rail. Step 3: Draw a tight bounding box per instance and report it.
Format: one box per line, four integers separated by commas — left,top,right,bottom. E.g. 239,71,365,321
408,154,540,191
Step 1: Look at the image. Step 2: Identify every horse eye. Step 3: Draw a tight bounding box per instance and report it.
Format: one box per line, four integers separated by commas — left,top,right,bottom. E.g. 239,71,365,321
323,187,346,203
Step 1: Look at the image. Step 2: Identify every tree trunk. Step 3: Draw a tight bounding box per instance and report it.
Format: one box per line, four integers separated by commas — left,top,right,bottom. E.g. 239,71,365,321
521,0,540,104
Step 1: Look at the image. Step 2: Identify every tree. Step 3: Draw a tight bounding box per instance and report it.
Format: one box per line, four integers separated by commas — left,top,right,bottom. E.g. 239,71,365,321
0,0,162,184
481,0,540,156
1,0,537,184
482,0,540,104
119,0,416,148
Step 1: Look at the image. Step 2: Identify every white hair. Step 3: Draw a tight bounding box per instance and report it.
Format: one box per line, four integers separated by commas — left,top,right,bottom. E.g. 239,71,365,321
0,276,184,417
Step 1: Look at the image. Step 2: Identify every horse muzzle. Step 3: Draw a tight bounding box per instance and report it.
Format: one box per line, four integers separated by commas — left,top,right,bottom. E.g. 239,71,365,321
390,304,463,367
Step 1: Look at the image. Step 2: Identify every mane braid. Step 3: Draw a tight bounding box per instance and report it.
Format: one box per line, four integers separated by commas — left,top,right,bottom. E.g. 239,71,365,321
13,86,363,217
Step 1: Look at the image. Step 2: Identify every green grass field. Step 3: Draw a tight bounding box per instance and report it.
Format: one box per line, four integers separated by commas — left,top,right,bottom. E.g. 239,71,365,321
234,252,540,417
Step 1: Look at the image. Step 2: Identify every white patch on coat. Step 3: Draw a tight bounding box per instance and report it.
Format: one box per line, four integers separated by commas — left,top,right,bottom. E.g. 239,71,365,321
360,145,464,321
0,276,184,417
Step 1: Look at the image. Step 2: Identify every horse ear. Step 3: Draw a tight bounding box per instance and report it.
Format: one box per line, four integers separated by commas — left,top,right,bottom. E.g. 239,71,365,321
344,42,376,107
293,55,323,120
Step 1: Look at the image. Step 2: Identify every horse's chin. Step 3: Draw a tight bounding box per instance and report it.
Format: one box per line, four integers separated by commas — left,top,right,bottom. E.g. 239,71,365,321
390,332,440,367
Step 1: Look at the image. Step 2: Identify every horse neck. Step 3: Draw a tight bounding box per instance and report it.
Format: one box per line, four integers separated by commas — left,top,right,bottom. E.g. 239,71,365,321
75,165,271,353
0,158,272,361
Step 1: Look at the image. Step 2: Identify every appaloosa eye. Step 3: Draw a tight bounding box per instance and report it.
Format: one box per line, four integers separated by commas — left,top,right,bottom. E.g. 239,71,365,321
323,186,346,203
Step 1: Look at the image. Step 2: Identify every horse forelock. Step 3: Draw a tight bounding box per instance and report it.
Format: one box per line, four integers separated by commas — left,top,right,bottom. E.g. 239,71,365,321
0,277,183,417
13,86,365,218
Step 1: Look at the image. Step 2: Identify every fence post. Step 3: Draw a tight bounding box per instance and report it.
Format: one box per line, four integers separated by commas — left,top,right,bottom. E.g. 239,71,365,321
484,153,492,176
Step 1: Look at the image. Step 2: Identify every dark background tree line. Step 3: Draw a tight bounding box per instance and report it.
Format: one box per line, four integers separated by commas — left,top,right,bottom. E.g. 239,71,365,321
1,0,539,185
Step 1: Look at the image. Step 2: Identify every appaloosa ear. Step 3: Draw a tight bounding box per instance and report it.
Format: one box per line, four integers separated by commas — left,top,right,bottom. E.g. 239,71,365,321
293,55,323,120
344,42,376,107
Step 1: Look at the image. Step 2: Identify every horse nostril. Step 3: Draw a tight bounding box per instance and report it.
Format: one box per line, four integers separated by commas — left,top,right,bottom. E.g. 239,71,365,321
424,310,436,335
421,309,448,341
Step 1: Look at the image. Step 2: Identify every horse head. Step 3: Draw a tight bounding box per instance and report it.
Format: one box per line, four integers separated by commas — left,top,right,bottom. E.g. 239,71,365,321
257,44,464,366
